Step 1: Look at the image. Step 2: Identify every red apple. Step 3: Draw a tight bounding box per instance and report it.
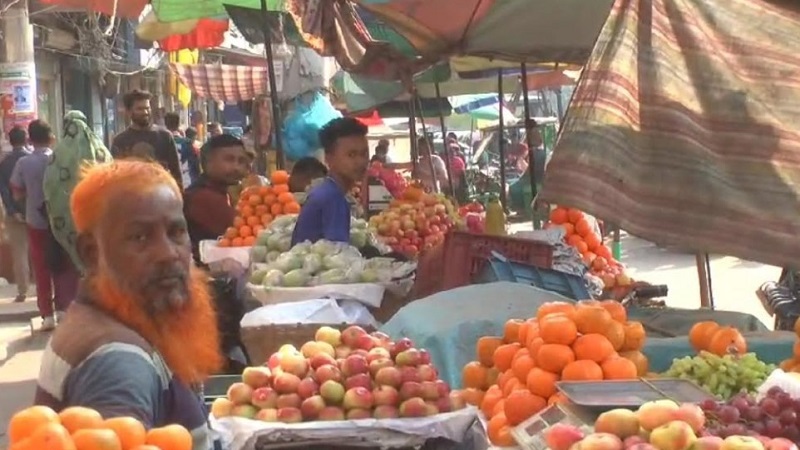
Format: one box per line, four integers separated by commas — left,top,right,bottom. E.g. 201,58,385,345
369,358,394,377
399,397,427,418
300,395,326,420
375,367,402,388
420,381,439,401
273,373,301,394
320,380,345,405
251,387,278,409
345,373,373,391
424,401,439,416
400,366,421,384
435,397,451,413
419,349,432,365
390,338,414,358
399,382,423,400
341,354,369,378
341,325,368,347
355,335,377,351
276,393,302,409
346,408,372,420
417,364,438,382
448,391,466,411
297,378,319,399
231,404,257,419
314,365,343,384
254,408,278,422
242,367,272,389
334,346,352,359
395,349,421,367
226,382,254,405
350,349,369,359
309,353,337,370
277,407,303,424
544,423,586,450
435,380,451,398
267,353,282,371
279,352,309,378
343,387,374,410
210,398,234,418
314,326,342,347
367,347,391,362
374,405,399,419
318,406,345,421
373,385,400,407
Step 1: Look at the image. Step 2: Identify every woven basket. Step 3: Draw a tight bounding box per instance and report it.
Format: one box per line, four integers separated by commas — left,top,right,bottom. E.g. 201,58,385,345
241,323,377,365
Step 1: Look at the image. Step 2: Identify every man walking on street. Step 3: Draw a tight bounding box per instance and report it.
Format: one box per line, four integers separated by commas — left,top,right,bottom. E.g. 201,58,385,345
110,90,183,189
0,126,30,302
11,120,80,330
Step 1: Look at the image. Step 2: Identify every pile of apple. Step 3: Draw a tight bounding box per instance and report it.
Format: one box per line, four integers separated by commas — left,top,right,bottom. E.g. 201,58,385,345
366,161,408,199
368,190,458,258
211,325,467,423
544,399,797,450
457,201,486,234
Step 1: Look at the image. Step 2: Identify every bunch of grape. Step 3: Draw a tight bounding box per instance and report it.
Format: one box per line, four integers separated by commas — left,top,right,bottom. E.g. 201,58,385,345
700,386,800,442
664,351,774,399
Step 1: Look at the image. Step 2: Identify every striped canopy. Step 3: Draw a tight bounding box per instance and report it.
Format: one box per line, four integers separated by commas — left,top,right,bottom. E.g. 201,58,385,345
541,0,800,267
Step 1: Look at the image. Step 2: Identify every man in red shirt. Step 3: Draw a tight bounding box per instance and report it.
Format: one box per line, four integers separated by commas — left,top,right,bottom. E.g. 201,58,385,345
183,134,250,262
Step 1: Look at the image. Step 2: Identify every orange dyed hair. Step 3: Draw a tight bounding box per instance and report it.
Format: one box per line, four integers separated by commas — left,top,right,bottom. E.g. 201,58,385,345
71,160,181,233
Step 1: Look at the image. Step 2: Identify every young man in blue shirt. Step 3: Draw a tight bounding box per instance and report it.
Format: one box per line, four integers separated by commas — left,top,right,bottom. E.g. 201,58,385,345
291,118,369,246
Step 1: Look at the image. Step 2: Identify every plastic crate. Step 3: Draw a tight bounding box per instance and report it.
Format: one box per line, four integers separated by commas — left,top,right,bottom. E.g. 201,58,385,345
440,231,554,291
477,252,590,300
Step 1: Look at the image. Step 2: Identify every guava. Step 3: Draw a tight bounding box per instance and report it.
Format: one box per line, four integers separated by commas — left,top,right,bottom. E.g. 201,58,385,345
283,269,310,288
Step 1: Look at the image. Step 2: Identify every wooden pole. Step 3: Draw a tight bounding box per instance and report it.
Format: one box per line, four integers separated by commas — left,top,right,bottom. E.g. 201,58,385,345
415,94,440,194
696,253,713,308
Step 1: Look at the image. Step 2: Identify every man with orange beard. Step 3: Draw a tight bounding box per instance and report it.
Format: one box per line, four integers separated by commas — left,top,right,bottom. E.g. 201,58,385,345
34,160,222,450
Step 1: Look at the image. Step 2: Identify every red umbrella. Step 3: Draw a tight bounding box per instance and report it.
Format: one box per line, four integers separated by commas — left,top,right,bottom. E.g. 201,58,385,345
39,0,148,19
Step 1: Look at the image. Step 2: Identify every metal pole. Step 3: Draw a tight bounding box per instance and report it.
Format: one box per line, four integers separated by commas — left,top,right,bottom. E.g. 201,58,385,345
260,0,284,170
497,70,508,209
415,94,440,194
520,63,538,227
434,82,455,196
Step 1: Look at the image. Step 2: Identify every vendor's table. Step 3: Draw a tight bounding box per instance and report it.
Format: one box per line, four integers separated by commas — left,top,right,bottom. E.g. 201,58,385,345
380,283,785,388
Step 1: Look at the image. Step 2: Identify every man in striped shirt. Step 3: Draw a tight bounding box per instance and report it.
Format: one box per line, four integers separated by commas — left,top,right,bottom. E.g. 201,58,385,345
34,160,222,450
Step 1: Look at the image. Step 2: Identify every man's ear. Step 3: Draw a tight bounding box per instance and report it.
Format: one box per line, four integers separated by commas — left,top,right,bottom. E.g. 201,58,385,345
75,233,98,271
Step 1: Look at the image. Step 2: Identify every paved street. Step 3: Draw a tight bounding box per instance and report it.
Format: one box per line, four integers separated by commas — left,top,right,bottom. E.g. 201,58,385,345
0,233,783,448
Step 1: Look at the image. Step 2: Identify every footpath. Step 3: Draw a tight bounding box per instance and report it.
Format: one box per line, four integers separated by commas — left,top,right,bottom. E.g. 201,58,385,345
0,284,47,449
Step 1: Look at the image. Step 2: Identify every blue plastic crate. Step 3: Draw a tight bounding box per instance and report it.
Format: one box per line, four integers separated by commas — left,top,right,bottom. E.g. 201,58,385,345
477,252,591,300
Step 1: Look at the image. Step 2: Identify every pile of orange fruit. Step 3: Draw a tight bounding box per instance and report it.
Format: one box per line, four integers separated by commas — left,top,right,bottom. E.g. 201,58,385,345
546,206,633,296
8,405,192,450
459,300,650,447
219,170,302,247
779,318,800,372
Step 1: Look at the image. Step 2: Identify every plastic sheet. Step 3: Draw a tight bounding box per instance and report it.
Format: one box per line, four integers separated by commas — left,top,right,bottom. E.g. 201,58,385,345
210,407,480,450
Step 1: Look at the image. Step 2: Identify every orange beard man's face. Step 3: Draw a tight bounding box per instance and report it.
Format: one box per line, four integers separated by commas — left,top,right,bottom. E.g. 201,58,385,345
79,184,222,384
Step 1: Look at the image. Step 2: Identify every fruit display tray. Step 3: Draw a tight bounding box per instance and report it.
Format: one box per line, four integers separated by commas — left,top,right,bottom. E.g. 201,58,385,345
556,378,715,408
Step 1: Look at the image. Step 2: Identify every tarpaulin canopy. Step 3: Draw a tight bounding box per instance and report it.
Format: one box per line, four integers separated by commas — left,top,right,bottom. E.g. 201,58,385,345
170,63,272,102
356,0,615,65
541,0,800,267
